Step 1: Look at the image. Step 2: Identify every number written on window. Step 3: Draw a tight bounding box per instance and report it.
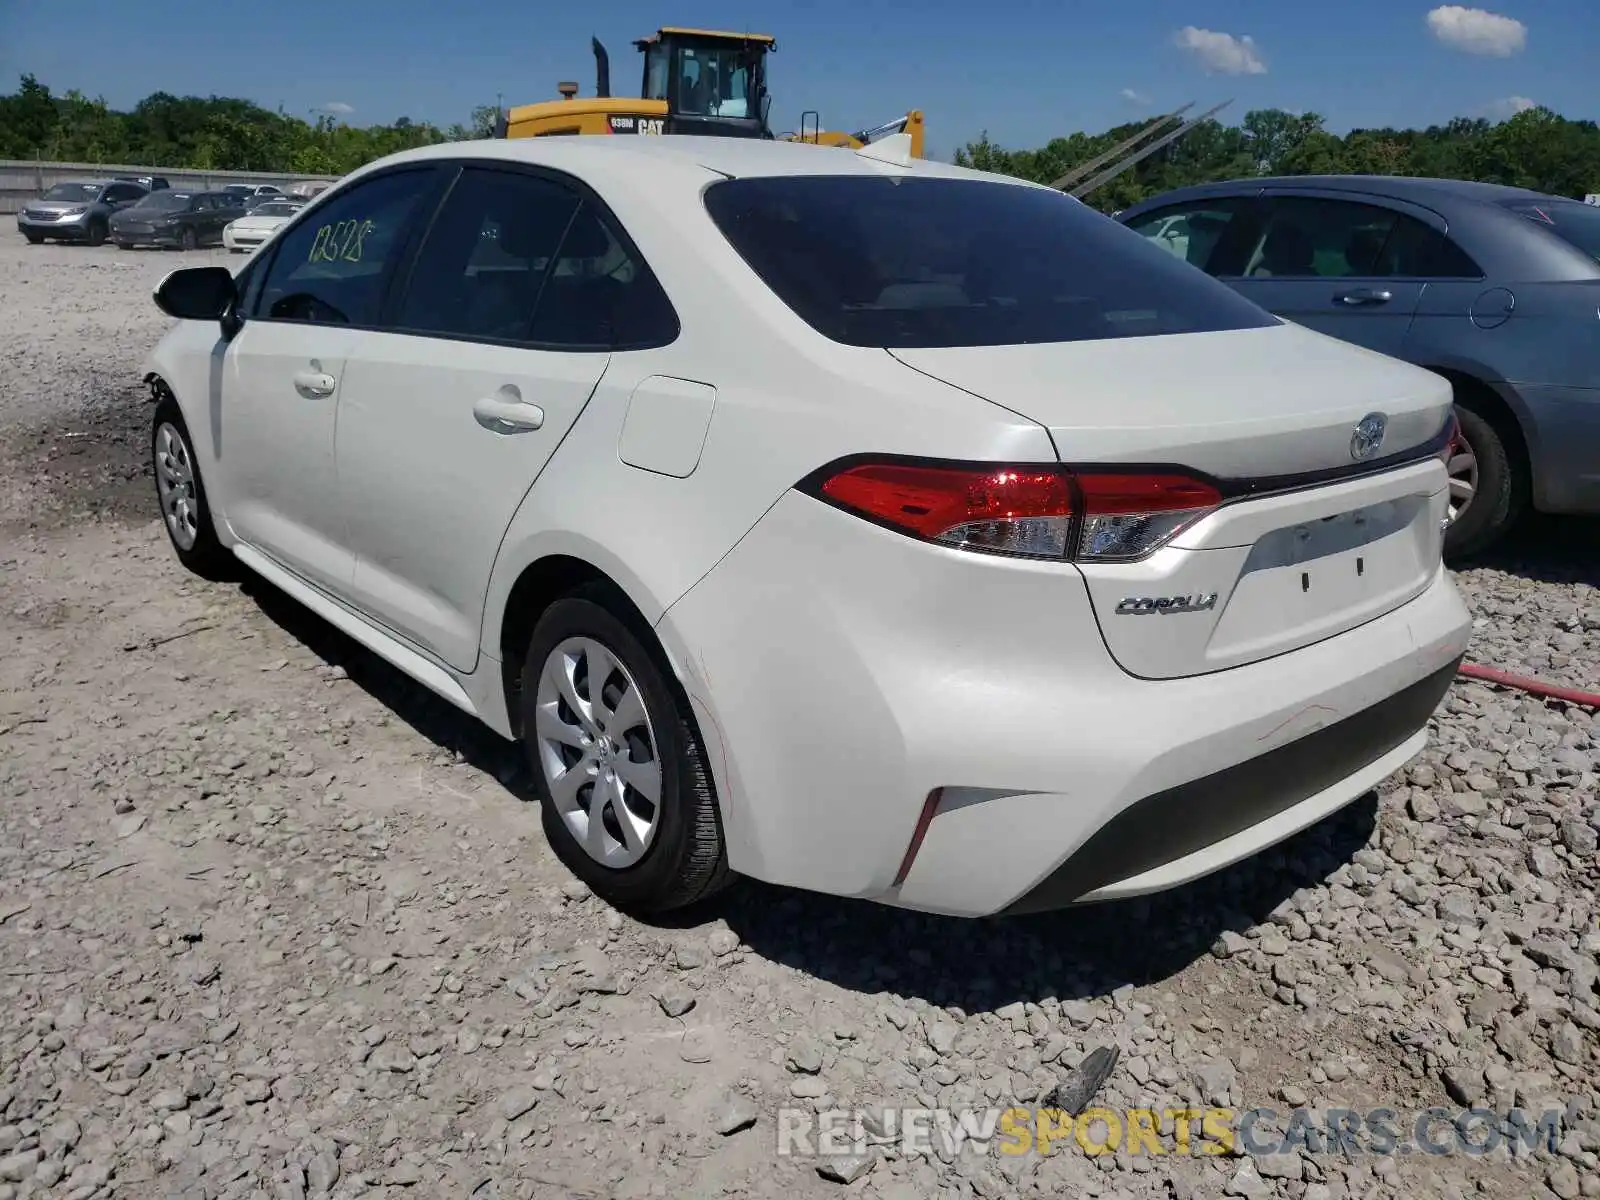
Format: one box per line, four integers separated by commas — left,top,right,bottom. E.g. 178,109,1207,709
307,219,377,264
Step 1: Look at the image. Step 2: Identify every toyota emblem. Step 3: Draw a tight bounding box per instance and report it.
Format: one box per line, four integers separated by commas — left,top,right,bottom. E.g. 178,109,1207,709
1350,412,1387,461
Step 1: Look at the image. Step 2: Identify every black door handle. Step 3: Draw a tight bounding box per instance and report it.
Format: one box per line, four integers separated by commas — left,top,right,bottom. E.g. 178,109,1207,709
1334,287,1393,306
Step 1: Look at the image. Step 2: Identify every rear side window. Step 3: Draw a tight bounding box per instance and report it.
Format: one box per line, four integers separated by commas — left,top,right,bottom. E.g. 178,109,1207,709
393,166,679,350
1502,200,1600,263
1380,218,1483,278
395,167,580,343
702,175,1278,348
527,201,679,349
1242,197,1401,278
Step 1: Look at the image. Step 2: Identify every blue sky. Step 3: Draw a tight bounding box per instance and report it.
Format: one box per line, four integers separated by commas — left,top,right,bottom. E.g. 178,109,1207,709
2,0,1593,157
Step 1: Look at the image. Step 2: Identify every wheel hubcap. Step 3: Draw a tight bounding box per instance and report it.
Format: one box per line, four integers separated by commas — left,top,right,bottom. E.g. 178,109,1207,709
1446,437,1478,524
154,422,199,550
534,636,662,868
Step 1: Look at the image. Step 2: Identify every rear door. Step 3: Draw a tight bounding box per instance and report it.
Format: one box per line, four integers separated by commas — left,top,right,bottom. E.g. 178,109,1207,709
1220,191,1440,357
333,162,678,671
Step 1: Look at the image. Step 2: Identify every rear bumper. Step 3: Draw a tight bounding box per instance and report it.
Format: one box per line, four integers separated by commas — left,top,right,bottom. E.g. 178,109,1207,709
1516,383,1600,515
657,489,1473,918
1001,656,1457,912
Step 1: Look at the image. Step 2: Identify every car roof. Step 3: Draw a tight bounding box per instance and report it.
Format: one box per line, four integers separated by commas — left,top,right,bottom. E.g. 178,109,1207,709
1127,173,1564,212
352,134,1049,190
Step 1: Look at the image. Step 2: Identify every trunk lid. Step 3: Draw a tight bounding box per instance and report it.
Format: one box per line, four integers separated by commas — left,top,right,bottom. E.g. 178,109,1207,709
890,323,1454,679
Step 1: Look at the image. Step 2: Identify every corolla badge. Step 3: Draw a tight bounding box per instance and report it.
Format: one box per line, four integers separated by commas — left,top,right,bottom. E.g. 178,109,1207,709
1115,593,1219,616
1350,412,1387,461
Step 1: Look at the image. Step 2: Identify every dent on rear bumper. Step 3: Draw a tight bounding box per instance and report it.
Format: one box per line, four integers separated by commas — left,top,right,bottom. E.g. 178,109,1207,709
658,490,1474,917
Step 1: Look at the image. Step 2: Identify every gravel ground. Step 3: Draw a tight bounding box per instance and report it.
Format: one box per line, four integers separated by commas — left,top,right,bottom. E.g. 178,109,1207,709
1,233,1597,1200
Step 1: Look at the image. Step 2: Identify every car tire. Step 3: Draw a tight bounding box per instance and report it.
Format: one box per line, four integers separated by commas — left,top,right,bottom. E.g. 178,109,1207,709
151,393,232,580
1442,404,1521,559
23,231,44,245
180,227,198,251
520,589,732,915
86,219,107,247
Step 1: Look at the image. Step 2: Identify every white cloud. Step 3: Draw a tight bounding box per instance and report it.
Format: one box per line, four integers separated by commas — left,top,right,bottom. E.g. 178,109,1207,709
1426,6,1527,56
1121,88,1152,106
1484,95,1536,119
320,101,355,116
1172,26,1268,75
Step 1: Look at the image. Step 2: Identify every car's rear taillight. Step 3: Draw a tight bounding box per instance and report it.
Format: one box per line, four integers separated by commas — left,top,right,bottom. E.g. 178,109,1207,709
1438,409,1464,467
806,460,1221,562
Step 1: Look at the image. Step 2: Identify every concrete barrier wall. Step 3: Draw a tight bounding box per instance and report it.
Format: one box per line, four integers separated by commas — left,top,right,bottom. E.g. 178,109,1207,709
1,160,337,214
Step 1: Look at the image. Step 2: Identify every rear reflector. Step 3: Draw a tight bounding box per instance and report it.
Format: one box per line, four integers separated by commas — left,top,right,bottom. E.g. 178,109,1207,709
807,460,1221,563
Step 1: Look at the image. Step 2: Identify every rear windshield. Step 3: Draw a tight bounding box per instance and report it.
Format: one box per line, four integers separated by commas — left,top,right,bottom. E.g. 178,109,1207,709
1502,200,1600,262
701,175,1280,348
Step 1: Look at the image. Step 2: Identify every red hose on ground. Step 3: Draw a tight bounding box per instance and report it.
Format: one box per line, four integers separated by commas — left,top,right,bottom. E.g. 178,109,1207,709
1457,662,1600,709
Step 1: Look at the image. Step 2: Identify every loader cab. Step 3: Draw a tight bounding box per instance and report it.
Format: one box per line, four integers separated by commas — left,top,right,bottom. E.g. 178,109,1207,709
636,28,774,139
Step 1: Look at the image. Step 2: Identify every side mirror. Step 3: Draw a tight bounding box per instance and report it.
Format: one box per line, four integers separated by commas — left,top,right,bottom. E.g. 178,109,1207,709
154,266,236,322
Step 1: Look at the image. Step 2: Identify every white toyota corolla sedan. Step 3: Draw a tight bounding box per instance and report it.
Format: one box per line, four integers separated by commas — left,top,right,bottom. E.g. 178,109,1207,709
141,135,1473,918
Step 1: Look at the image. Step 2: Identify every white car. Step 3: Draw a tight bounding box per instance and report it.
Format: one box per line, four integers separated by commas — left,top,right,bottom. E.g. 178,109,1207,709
221,198,306,253
140,136,1472,917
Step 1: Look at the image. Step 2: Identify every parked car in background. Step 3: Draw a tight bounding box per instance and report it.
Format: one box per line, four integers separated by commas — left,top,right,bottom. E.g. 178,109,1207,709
220,183,285,205
17,178,148,245
221,196,306,253
111,190,242,250
139,137,1470,917
286,179,335,199
1117,176,1600,556
116,174,171,191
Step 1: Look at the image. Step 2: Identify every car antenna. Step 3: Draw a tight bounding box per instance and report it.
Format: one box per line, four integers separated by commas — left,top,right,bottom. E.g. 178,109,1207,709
854,131,914,169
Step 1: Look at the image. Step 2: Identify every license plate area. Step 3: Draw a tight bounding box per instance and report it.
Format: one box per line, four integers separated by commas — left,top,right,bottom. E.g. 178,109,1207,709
1205,496,1436,665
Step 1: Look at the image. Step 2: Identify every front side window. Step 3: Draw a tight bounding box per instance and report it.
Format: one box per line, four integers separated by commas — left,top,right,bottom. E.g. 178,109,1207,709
703,175,1278,348
253,169,436,327
1124,201,1249,272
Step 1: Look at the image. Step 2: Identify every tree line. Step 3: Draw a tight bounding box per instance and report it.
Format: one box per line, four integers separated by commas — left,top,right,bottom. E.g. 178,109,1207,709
956,106,1600,211
0,74,497,176
3,73,1597,208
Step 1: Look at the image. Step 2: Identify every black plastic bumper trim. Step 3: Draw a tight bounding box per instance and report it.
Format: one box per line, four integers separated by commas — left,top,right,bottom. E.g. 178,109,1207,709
1002,655,1462,915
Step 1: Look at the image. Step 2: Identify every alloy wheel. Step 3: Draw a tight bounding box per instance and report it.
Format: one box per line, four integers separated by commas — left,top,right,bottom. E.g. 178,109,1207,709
1445,434,1478,524
154,421,199,551
533,636,663,868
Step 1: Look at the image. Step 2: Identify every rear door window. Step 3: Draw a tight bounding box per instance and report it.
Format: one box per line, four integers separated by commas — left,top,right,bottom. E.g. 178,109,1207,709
393,166,581,343
702,175,1278,348
1242,197,1405,278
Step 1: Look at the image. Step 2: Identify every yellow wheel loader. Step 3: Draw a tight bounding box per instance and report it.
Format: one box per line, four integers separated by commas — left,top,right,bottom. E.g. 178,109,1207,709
494,28,924,159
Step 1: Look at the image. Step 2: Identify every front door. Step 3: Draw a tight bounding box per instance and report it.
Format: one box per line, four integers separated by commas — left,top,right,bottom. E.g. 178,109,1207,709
1218,191,1434,358
218,164,442,597
333,164,640,671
